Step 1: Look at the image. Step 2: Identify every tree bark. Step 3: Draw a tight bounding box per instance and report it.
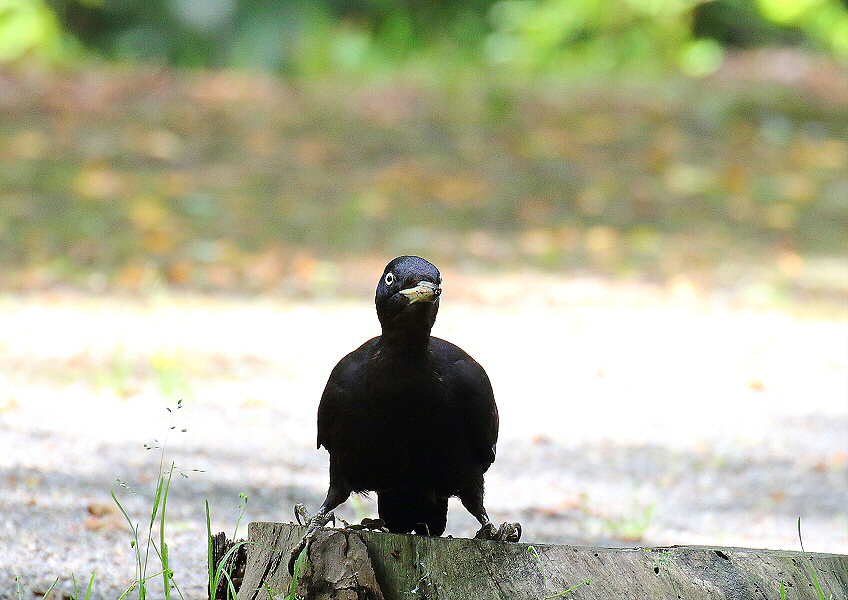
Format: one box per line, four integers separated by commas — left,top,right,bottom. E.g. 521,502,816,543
235,522,848,600
211,531,247,600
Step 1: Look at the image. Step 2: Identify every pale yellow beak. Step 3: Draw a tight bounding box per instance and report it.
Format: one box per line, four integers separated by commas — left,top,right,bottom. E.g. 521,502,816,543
399,281,441,304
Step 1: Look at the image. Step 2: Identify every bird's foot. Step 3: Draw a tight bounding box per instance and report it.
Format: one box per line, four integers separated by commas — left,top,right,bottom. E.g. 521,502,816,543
293,503,336,528
288,507,336,575
474,521,522,542
293,503,311,526
342,517,389,532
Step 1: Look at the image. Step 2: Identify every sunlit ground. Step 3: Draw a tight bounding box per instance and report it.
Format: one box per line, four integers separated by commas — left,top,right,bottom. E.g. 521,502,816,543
1,269,845,597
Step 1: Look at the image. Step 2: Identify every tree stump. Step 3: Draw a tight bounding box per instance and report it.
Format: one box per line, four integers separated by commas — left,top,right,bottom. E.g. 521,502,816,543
211,531,248,600
234,522,848,600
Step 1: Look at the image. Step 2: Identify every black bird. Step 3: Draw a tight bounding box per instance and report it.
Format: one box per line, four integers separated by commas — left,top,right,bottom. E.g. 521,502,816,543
289,256,520,572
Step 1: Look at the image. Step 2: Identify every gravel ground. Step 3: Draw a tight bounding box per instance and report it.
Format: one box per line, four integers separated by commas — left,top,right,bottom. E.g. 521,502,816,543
1,276,846,599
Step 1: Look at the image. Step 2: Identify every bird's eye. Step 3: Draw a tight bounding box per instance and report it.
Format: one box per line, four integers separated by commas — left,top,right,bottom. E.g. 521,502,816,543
384,272,395,286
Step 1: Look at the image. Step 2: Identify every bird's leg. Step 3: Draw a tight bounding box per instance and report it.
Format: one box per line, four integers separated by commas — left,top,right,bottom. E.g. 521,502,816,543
473,513,496,540
460,488,522,543
288,505,336,575
288,485,349,575
470,512,522,542
293,503,312,526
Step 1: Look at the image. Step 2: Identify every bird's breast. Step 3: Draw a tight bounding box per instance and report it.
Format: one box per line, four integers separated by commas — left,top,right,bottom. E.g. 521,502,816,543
333,365,472,492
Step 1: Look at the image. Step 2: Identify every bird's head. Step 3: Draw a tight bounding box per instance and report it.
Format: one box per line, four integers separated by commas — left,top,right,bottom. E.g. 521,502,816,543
375,256,442,337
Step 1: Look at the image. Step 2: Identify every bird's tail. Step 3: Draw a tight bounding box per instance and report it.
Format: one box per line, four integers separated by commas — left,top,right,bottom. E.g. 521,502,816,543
377,489,448,536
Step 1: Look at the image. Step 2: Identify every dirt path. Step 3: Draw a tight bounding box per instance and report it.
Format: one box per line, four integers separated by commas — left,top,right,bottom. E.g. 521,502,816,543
1,280,846,599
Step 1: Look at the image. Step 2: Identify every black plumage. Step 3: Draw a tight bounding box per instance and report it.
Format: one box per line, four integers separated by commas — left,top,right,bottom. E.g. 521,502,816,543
290,256,520,572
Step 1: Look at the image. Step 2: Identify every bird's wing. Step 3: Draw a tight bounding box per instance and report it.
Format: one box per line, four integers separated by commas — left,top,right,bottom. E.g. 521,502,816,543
316,376,341,451
431,337,499,466
317,337,379,451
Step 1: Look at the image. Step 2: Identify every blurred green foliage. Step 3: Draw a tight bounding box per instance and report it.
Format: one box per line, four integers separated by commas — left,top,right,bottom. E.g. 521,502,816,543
0,0,66,62
1,2,846,306
1,0,846,75
1,67,846,303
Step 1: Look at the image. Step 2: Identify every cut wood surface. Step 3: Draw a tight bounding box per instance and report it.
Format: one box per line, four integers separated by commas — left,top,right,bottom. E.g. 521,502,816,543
236,522,848,600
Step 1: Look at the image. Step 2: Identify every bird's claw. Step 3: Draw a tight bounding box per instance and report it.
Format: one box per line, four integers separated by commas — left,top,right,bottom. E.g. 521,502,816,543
474,521,522,542
288,507,337,575
344,517,388,532
294,503,311,526
498,521,522,542
474,523,496,539
293,504,335,529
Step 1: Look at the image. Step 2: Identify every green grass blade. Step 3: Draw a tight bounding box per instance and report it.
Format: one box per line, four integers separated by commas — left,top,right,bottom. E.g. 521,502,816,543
233,493,248,540
287,546,308,600
84,573,96,600
208,500,255,600
44,577,60,599
215,570,235,600
159,464,175,600
115,581,137,600
207,501,215,600
112,490,144,592
210,540,253,600
530,545,590,599
545,579,591,598
808,562,826,600
16,576,59,600
161,540,171,600
798,517,828,600
143,474,165,583
528,545,551,597
798,517,806,553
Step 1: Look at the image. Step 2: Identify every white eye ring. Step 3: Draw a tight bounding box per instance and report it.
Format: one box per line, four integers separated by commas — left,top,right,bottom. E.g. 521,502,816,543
384,272,395,286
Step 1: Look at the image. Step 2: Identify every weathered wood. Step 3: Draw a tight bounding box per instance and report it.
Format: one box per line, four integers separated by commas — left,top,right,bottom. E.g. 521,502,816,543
237,522,848,600
211,532,248,600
